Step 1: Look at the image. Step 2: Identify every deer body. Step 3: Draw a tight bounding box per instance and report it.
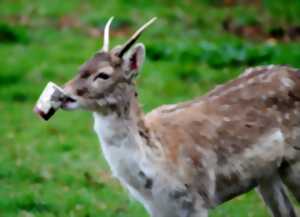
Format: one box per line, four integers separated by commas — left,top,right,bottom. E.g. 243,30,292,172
91,64,300,217
36,18,300,217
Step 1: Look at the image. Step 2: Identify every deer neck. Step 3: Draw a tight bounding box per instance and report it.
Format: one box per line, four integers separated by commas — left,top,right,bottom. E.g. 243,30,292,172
92,94,149,176
93,93,146,143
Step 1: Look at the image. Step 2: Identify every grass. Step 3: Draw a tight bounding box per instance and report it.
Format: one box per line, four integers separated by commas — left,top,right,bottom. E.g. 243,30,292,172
0,0,300,216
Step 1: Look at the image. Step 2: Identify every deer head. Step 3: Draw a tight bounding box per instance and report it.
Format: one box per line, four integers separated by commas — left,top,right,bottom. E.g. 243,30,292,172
61,17,156,114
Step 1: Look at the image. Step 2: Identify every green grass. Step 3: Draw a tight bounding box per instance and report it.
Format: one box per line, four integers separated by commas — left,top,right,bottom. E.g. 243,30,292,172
1,1,300,216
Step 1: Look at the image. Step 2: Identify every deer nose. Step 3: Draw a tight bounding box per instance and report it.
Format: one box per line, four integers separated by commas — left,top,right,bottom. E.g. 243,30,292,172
63,81,76,98
60,83,80,110
64,91,77,103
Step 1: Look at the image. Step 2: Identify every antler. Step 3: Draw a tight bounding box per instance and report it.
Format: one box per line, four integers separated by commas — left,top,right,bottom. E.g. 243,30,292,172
117,17,157,57
102,17,114,52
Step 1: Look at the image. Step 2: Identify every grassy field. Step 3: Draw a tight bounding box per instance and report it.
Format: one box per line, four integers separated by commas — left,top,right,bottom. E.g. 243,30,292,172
1,1,300,217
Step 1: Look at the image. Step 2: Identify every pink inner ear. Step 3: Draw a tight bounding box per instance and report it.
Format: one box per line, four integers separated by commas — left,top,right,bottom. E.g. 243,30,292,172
130,52,138,70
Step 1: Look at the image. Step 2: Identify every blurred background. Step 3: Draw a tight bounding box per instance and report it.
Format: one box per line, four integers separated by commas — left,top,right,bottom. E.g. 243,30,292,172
1,0,300,217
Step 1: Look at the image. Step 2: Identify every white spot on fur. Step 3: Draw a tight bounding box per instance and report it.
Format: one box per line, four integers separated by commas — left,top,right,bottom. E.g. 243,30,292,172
241,68,254,77
261,95,267,101
247,78,255,85
260,73,273,83
268,91,275,96
280,77,295,88
238,84,245,89
220,104,230,111
277,116,283,123
241,66,264,77
223,117,230,122
293,109,299,115
284,113,290,120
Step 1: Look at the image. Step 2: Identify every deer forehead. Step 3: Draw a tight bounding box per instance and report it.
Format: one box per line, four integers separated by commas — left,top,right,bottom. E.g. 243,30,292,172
79,52,120,78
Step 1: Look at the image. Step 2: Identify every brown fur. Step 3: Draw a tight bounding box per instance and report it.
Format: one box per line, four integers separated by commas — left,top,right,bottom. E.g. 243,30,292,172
145,66,300,204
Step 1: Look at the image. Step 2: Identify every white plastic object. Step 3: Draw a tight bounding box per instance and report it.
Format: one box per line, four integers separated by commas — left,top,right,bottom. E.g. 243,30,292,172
34,82,65,120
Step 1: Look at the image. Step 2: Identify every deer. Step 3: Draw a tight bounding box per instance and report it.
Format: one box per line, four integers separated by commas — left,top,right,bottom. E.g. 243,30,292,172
35,17,300,217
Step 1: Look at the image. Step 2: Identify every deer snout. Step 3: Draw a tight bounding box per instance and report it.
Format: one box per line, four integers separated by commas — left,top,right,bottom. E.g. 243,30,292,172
60,82,80,110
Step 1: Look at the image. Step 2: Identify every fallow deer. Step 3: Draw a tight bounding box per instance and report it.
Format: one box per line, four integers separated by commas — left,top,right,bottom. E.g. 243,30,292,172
35,17,300,217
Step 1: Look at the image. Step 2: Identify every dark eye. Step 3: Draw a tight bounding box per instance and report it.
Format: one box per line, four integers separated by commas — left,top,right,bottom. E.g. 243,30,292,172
94,72,110,81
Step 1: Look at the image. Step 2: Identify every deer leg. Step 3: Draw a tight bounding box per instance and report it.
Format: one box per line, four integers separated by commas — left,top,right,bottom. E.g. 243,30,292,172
257,174,297,217
280,162,300,203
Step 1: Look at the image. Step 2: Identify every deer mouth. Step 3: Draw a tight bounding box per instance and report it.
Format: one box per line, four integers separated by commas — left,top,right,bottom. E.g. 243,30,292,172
60,95,79,110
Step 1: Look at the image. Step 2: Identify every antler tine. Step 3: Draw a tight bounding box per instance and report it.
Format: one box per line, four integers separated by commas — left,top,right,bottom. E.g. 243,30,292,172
102,17,114,52
118,17,157,57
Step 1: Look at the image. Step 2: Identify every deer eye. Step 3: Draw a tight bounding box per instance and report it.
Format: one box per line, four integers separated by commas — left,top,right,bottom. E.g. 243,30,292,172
94,72,110,81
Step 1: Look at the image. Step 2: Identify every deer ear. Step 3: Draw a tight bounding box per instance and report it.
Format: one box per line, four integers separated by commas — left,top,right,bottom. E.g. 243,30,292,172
123,43,145,79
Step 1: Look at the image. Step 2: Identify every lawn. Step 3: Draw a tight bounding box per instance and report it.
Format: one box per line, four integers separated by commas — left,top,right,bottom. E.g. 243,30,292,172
1,1,300,217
